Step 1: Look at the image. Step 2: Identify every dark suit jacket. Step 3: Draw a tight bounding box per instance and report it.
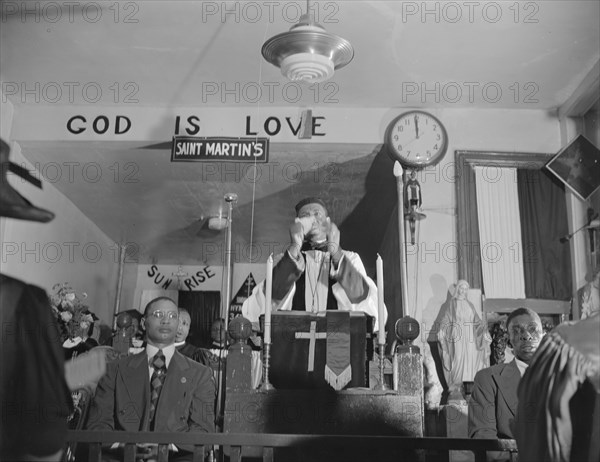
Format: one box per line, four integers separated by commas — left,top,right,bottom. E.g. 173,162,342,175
87,349,216,450
468,359,520,439
177,342,210,366
0,274,72,460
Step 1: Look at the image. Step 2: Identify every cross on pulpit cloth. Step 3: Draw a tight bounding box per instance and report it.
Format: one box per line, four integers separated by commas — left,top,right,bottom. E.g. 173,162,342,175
271,311,367,390
295,320,327,372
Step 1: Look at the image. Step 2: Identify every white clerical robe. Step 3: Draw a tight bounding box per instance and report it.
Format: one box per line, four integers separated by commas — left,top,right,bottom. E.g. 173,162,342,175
242,249,385,333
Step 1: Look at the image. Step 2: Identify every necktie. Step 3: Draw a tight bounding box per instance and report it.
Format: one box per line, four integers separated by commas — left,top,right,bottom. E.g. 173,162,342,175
301,241,330,252
148,349,166,429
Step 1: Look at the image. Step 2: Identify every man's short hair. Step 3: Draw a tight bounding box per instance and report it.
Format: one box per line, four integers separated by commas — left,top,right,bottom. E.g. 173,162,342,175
294,197,328,216
123,309,142,322
143,296,177,317
506,307,541,330
178,307,190,317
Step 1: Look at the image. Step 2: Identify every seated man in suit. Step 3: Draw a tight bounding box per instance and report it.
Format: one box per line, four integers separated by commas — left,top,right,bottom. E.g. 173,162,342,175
112,309,144,355
86,297,216,461
175,308,209,364
242,197,385,332
468,307,544,441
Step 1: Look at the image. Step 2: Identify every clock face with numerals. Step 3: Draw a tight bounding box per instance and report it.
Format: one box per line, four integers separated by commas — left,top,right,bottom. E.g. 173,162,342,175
385,111,448,168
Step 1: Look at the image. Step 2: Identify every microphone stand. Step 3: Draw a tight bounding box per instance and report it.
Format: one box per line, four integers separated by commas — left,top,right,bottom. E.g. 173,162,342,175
560,212,599,243
216,193,237,433
222,193,238,331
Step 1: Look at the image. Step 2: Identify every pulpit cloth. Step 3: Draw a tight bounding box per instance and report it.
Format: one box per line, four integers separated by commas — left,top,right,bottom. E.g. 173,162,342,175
271,311,367,390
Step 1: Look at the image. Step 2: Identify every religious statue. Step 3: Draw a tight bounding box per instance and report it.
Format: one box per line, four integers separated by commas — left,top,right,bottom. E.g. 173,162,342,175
403,170,426,245
404,170,422,212
437,280,491,392
579,267,600,319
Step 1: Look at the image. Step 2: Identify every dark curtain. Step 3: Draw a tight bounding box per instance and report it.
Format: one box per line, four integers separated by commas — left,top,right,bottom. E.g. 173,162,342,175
457,158,483,289
178,291,221,348
517,169,572,300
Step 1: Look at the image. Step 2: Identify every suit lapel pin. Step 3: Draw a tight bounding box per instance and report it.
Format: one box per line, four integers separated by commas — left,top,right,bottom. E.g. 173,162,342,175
181,377,187,383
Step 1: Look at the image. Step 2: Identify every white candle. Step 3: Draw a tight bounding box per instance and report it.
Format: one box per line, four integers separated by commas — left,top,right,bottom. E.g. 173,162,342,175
376,254,386,345
264,253,273,344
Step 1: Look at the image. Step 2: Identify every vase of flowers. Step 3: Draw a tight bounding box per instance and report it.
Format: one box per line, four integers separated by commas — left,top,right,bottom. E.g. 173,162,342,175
50,282,98,357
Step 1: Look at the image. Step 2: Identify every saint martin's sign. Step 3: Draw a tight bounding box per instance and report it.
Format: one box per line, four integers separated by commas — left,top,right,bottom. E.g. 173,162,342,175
171,136,269,163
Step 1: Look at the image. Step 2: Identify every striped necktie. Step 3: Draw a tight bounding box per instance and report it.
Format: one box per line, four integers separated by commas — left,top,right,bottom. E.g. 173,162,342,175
148,349,166,429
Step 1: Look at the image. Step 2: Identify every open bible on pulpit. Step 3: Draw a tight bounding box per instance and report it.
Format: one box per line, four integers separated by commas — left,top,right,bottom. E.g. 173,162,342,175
269,311,373,390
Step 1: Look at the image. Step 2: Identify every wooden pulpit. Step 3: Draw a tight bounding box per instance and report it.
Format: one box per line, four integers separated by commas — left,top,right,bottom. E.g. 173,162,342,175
223,312,424,462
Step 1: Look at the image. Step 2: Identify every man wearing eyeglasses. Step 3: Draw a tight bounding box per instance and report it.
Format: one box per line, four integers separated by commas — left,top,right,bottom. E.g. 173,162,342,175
468,307,544,445
87,297,216,461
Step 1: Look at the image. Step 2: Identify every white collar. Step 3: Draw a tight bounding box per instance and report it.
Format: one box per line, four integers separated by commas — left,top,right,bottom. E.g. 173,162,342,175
146,343,176,368
514,357,529,377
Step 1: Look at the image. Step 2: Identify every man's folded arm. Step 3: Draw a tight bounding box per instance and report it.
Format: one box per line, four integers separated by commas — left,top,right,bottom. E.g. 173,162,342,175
242,251,304,325
271,250,304,300
468,370,498,439
333,252,370,304
85,361,117,431
331,251,384,329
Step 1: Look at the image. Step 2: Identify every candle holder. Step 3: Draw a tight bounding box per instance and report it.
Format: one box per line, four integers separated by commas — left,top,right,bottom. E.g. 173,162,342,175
259,343,275,392
373,342,389,391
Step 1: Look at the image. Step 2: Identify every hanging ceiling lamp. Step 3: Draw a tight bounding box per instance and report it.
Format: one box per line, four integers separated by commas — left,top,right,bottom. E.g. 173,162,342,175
207,211,228,230
261,1,354,84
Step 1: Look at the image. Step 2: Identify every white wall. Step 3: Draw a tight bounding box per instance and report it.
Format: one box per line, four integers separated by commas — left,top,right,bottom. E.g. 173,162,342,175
0,149,118,327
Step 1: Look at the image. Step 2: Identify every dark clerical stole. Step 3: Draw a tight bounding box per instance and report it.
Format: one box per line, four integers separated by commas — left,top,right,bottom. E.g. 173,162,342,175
270,311,368,390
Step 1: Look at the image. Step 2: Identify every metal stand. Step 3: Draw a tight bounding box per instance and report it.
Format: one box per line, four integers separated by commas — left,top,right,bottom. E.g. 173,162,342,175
222,193,237,332
216,193,237,432
259,343,275,391
374,342,389,390
393,162,410,318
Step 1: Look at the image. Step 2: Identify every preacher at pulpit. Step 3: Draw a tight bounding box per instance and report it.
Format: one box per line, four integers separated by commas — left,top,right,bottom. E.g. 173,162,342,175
242,197,386,333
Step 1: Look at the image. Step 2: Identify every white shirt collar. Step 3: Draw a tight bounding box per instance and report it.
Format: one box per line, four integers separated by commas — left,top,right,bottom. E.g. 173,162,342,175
514,357,529,377
146,343,176,369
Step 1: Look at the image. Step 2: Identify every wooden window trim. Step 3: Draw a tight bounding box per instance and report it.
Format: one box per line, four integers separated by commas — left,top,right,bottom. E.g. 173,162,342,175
455,150,570,317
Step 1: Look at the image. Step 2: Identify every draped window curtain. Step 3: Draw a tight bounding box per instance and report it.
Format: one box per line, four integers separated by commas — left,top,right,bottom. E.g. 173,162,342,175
474,166,526,298
517,169,572,299
178,291,221,348
468,165,572,300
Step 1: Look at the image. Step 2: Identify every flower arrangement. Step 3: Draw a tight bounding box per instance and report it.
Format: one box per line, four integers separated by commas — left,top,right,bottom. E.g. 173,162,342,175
50,282,98,347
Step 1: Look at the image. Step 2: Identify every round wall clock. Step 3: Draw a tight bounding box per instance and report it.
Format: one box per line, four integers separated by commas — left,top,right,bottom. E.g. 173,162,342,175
385,111,448,169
